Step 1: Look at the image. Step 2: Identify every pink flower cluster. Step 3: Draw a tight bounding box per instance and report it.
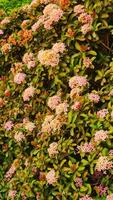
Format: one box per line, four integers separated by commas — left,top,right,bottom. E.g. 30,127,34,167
38,42,65,67
74,5,85,16
47,95,61,110
4,120,14,131
1,17,10,25
78,142,95,153
48,142,58,157
0,29,4,35
71,101,82,111
41,115,64,133
5,162,16,180
106,194,113,200
83,57,92,68
52,42,65,54
38,49,60,67
88,93,100,103
32,4,63,31
43,4,63,29
74,4,93,35
32,16,44,32
50,115,64,132
79,195,93,200
97,109,108,118
55,101,69,115
96,156,113,171
94,130,108,143
96,184,108,196
81,23,92,34
109,149,113,155
22,52,36,69
46,169,57,185
70,87,82,99
69,75,88,89
23,118,35,131
14,132,25,142
22,86,35,101
78,13,93,24
41,115,54,133
8,190,17,199
14,72,26,84
75,177,83,188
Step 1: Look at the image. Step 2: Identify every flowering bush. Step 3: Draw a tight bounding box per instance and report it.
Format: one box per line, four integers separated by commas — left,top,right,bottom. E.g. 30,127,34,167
0,0,113,199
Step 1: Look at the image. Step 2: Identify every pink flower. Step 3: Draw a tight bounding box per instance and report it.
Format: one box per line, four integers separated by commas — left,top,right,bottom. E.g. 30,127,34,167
94,130,108,143
74,4,85,16
50,115,63,132
38,49,59,67
96,185,108,196
41,115,54,133
47,95,61,110
80,195,93,200
24,121,35,132
42,4,63,29
88,93,100,103
69,75,88,89
14,72,26,84
83,57,92,68
78,142,95,153
75,177,83,188
55,102,69,115
32,16,44,31
52,42,65,54
49,7,63,23
23,52,34,64
0,29,4,35
27,61,36,69
109,150,113,155
22,86,35,101
43,4,63,21
5,161,17,180
78,13,93,24
8,190,17,199
97,109,108,118
48,142,58,157
4,121,14,131
71,101,82,111
46,169,57,185
96,156,113,171
81,23,92,34
43,19,53,30
32,21,40,31
1,17,10,25
70,88,81,99
14,132,25,142
107,194,113,200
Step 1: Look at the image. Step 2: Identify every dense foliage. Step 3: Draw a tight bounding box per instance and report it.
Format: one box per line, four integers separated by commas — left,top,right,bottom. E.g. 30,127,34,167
0,0,113,199
0,0,31,14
